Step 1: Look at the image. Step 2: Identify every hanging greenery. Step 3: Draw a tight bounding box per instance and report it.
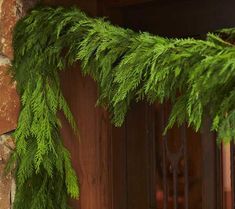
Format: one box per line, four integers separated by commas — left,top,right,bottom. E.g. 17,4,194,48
8,6,235,209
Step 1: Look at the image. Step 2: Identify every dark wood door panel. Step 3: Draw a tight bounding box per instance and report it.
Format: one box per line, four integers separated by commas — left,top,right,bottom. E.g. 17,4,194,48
111,125,128,209
120,0,235,37
202,118,220,209
60,63,112,209
112,102,156,209
154,104,204,209
112,102,210,209
106,0,154,8
125,103,151,209
42,0,99,16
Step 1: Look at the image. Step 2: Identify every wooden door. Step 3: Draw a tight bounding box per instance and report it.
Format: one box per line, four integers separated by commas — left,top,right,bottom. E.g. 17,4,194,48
111,102,221,209
41,1,235,209
106,1,235,209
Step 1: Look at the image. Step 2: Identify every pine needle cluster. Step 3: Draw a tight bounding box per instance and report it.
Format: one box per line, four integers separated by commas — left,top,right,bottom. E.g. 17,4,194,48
10,6,235,209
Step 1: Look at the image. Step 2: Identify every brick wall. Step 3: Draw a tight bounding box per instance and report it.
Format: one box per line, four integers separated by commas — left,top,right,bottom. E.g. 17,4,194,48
0,0,38,208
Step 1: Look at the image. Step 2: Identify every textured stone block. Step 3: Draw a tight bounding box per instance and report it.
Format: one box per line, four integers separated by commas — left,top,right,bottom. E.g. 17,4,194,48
0,0,21,135
0,0,38,207
0,0,38,135
0,59,19,135
0,134,15,209
0,0,19,58
0,1,38,207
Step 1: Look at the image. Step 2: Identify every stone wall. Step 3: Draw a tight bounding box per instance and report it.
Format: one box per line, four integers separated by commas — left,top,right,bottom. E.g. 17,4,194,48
0,0,38,208
0,134,15,209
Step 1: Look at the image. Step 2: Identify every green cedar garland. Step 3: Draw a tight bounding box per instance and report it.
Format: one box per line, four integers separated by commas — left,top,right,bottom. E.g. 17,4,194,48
9,6,235,209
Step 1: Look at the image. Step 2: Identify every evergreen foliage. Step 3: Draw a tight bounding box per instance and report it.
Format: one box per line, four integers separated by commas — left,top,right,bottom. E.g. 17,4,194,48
10,6,235,209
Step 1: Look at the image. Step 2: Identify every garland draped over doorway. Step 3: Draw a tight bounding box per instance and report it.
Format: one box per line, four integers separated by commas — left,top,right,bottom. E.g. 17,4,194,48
8,6,235,209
